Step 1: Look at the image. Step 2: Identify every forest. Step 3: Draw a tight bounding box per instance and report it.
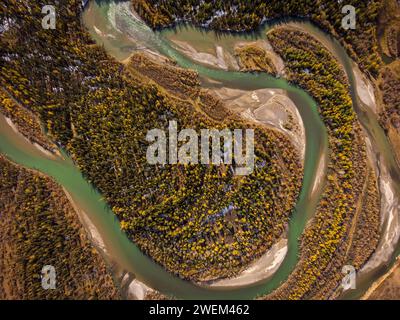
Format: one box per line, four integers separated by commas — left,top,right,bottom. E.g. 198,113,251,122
0,0,303,282
378,0,400,60
0,156,120,299
264,27,381,299
132,0,383,76
378,61,400,165
0,88,56,151
0,0,392,299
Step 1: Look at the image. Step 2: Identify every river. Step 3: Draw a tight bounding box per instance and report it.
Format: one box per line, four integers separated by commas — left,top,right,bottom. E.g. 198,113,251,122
0,0,399,299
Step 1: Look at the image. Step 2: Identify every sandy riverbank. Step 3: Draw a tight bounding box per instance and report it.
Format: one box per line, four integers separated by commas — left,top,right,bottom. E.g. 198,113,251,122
202,238,288,287
280,22,400,295
2,113,158,300
362,257,400,299
63,188,108,253
63,188,159,300
210,86,305,159
127,278,155,300
2,115,59,160
360,158,400,273
168,37,285,76
169,39,238,70
311,152,327,197
121,48,169,65
352,62,377,113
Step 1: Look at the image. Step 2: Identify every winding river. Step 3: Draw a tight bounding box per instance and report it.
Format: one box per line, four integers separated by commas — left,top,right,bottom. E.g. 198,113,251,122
0,0,399,299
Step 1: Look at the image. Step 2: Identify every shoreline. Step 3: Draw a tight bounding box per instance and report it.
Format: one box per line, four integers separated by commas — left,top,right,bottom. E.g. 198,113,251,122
210,86,306,160
169,39,232,70
3,0,396,298
2,111,157,300
201,238,288,287
62,187,157,300
62,188,108,254
3,115,59,160
311,152,327,197
281,22,400,297
352,62,377,114
359,155,400,274
361,256,400,299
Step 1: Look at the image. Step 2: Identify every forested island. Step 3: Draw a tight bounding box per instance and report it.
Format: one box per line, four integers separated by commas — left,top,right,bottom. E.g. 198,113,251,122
0,0,399,300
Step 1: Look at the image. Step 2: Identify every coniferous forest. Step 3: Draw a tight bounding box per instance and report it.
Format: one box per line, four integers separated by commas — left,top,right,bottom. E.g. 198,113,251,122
0,0,399,301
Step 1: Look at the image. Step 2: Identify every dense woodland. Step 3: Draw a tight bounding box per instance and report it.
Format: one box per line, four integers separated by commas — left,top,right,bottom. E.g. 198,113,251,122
376,0,400,166
64,44,303,282
0,0,393,299
0,156,120,299
132,0,383,76
265,28,380,299
0,88,56,151
0,0,302,281
378,61,400,165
